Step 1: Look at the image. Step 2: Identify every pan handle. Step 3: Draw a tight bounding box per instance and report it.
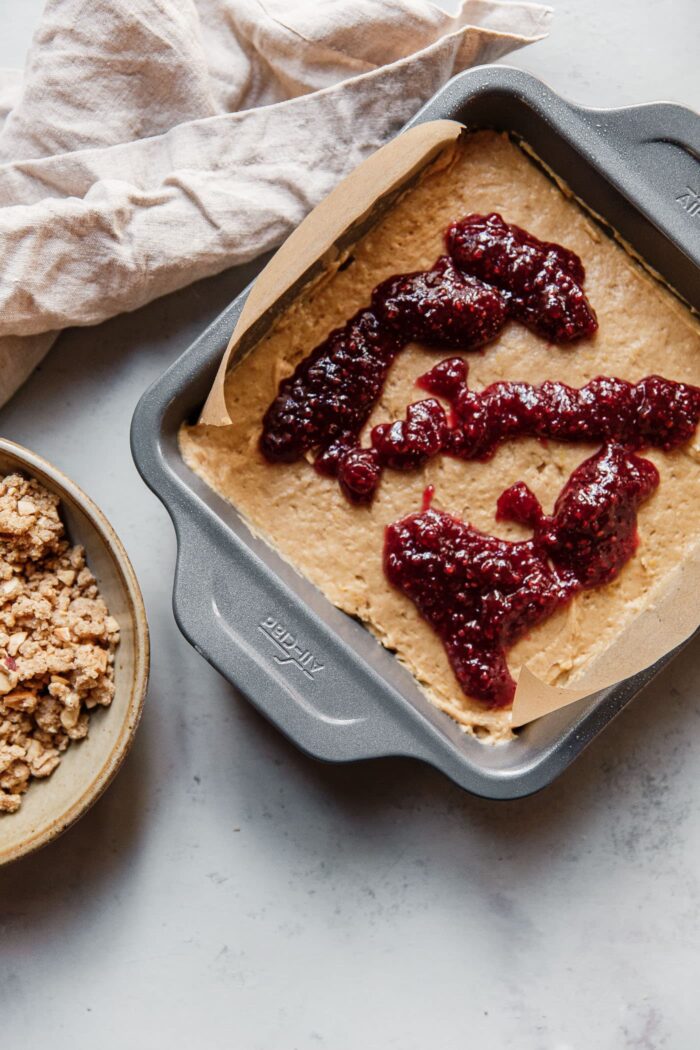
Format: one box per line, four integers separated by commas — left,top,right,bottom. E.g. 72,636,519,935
573,100,700,266
130,291,449,771
169,509,446,767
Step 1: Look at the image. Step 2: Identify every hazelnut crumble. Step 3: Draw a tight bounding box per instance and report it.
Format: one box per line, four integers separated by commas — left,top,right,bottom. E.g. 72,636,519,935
0,473,119,813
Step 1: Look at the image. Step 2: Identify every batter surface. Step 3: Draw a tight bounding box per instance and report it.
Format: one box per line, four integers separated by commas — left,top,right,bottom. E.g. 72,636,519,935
180,131,700,741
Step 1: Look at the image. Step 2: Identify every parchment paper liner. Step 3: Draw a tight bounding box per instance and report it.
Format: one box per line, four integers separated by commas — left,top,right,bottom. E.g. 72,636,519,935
199,120,700,728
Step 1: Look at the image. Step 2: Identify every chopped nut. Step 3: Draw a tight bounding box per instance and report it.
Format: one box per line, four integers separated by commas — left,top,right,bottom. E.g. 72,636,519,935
7,631,27,655
30,747,61,778
1,578,21,600
0,670,14,695
3,690,38,713
0,792,21,813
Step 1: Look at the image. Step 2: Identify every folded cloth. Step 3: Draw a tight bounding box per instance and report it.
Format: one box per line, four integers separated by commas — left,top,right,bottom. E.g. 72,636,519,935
0,0,550,407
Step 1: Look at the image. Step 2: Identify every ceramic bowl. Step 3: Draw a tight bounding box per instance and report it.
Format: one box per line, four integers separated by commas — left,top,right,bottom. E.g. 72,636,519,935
0,439,149,865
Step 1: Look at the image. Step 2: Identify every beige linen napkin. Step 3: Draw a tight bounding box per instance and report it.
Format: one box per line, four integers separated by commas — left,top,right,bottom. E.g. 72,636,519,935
0,0,550,406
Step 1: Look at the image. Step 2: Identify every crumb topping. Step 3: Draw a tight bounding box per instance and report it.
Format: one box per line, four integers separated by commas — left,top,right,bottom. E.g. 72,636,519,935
0,473,119,813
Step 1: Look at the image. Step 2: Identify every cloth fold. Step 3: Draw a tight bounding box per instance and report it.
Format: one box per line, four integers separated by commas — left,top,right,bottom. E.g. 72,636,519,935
0,0,550,407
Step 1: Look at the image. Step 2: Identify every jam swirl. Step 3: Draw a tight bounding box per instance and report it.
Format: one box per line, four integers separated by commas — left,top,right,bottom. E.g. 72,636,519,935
258,214,697,710
260,213,597,474
361,360,700,493
371,255,508,348
259,309,400,463
446,212,598,342
384,443,660,707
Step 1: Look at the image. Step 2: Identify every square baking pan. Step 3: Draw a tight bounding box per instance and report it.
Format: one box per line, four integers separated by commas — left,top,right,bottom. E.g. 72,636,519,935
131,66,700,799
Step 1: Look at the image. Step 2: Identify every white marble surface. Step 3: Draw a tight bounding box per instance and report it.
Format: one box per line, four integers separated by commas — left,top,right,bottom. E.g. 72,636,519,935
2,3,700,1047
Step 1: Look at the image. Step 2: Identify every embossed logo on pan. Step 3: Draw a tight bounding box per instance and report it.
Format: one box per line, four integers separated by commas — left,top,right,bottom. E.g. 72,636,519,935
258,616,324,679
676,186,700,217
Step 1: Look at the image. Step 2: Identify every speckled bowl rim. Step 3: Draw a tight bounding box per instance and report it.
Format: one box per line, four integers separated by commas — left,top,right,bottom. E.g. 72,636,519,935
0,438,150,866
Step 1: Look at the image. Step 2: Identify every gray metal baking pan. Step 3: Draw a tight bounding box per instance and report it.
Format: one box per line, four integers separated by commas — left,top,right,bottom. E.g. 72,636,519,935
131,66,700,799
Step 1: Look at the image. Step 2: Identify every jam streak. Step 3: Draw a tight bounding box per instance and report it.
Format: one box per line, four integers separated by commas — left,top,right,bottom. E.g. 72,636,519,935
366,359,700,480
447,212,598,342
384,443,659,708
260,213,597,480
260,309,400,463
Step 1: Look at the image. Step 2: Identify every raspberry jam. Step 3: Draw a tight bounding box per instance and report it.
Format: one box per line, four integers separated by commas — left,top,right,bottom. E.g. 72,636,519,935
364,360,700,488
372,255,508,348
260,309,400,463
384,443,659,707
446,212,598,342
258,214,696,708
260,213,596,484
